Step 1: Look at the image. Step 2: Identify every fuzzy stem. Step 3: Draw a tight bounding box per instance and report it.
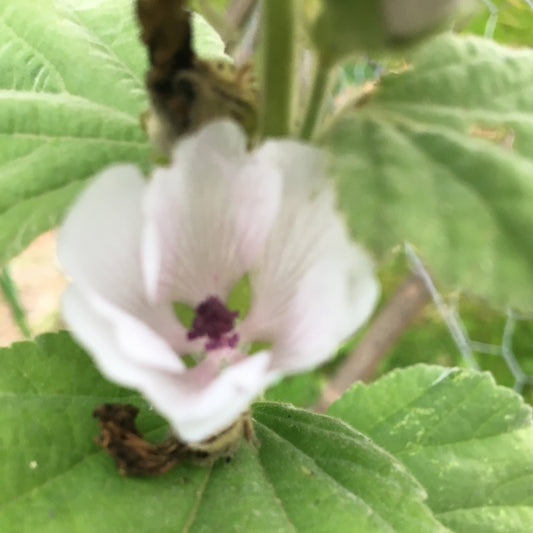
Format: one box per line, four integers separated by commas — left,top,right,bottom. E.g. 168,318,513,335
299,59,333,141
0,266,32,339
259,0,295,138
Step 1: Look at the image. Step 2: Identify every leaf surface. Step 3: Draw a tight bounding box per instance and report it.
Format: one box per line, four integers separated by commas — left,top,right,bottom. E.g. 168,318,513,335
328,365,533,533
0,0,224,266
326,34,533,309
0,332,446,533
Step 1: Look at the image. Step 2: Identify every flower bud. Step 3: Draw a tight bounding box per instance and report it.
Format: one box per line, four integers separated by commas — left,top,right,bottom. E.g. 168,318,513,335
307,0,461,64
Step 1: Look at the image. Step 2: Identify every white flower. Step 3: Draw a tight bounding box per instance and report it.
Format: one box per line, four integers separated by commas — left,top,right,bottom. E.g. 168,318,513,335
59,120,379,443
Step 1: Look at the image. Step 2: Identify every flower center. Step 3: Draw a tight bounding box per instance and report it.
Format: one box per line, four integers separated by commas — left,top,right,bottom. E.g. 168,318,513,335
187,296,239,351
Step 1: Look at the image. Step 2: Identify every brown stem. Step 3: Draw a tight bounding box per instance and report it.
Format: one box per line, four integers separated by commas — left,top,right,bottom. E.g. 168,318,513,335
232,3,260,66
314,273,431,413
227,0,255,28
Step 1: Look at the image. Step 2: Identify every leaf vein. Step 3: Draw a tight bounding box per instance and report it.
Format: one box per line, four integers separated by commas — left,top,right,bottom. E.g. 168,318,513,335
59,3,142,89
394,122,533,279
0,132,147,146
249,424,298,532
254,420,396,532
0,90,142,126
181,465,213,533
0,17,67,92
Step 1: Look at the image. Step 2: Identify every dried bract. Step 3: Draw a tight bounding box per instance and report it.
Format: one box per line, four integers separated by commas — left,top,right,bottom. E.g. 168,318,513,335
137,0,257,152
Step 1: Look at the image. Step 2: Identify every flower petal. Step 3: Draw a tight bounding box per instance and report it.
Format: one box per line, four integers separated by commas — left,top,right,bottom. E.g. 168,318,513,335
58,166,188,352
65,282,271,441
58,165,146,312
63,286,185,380
59,121,378,445
240,140,379,372
142,351,272,442
142,120,283,306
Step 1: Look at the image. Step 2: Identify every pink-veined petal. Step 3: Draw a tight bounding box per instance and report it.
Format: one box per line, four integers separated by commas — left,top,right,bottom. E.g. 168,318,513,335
142,120,282,306
58,166,188,352
58,120,379,445
265,242,378,372
58,165,147,313
62,287,162,388
63,286,186,379
141,351,272,442
240,140,379,372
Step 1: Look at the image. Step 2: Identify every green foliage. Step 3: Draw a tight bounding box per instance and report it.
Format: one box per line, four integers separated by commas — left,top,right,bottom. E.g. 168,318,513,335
4,333,531,532
0,0,224,268
329,365,533,533
264,371,324,407
0,332,446,532
463,0,533,46
326,34,533,311
253,403,447,533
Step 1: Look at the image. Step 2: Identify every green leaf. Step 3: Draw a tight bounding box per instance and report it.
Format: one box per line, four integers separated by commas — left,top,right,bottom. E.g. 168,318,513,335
253,403,449,533
264,371,324,408
0,0,225,267
0,332,446,532
325,34,533,310
463,0,533,47
328,365,533,533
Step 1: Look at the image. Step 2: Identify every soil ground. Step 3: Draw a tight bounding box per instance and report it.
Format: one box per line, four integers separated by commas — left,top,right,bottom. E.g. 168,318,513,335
0,231,66,346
